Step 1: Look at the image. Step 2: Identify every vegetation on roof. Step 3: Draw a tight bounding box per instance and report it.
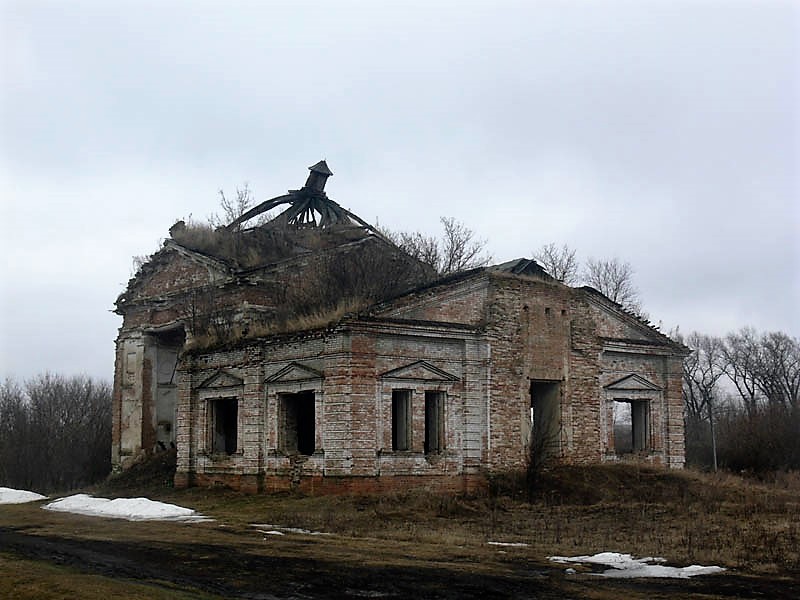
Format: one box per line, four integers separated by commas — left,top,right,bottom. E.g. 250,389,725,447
168,219,372,269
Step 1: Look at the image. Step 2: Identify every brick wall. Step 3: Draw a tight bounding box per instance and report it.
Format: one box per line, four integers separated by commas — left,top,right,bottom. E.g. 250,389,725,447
120,244,687,489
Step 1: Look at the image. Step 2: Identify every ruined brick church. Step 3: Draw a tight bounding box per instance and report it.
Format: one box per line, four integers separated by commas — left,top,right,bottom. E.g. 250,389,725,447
112,162,688,493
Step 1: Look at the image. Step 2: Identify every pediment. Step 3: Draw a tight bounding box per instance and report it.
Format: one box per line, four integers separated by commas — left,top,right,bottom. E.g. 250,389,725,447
380,360,459,382
266,362,324,383
198,370,244,389
604,374,662,391
121,244,230,306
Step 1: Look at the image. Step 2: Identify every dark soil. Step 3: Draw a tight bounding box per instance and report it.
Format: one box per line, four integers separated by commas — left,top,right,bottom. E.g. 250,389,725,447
2,523,797,600
4,459,797,599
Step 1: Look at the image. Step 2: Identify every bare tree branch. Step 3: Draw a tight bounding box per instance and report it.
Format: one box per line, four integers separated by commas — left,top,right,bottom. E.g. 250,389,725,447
439,217,491,274
381,217,490,275
583,257,643,316
533,242,579,285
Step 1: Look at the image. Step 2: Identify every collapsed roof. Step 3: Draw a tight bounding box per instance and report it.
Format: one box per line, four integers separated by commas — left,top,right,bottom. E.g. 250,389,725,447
166,161,396,270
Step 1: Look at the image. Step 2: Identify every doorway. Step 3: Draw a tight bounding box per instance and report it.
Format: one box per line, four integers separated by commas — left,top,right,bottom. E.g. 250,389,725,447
530,381,560,458
280,391,315,456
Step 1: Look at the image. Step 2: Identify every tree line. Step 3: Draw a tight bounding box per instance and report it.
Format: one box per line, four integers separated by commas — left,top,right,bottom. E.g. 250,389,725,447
0,374,111,494
677,328,800,472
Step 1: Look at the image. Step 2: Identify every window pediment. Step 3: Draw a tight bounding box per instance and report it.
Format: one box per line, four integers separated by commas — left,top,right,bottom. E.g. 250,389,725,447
604,373,661,392
380,360,459,382
198,370,244,389
266,362,323,383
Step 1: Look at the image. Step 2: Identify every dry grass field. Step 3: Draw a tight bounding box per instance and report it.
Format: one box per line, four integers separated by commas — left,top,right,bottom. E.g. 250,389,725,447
1,455,798,599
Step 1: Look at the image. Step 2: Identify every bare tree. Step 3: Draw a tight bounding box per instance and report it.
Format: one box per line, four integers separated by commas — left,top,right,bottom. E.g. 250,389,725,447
531,244,646,316
682,333,726,420
0,374,111,493
721,327,762,413
533,242,580,285
211,183,255,231
389,230,441,271
583,257,644,316
439,217,491,274
0,379,31,488
676,326,800,472
384,217,491,275
721,328,800,413
757,331,800,411
680,332,727,470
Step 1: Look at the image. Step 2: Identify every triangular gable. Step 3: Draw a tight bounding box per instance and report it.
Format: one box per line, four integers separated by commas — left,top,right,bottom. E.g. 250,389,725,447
370,270,490,326
604,374,662,392
120,242,231,306
266,362,324,383
198,369,244,389
582,288,684,349
380,360,459,382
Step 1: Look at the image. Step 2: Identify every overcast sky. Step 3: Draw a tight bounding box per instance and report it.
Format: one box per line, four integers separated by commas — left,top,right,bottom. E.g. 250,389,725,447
1,0,798,382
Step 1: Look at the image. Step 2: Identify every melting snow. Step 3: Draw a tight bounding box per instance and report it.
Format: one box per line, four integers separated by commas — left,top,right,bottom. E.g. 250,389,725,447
549,552,725,578
43,494,210,522
488,541,530,547
0,487,47,504
250,523,330,536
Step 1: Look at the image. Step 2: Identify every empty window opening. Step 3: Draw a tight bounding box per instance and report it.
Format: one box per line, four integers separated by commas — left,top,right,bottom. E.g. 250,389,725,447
280,391,315,456
151,326,185,448
530,381,560,458
424,391,445,454
613,400,649,454
392,389,411,451
210,398,238,455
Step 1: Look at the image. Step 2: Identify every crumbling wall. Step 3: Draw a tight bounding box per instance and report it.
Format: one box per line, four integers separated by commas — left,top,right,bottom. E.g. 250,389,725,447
174,321,488,493
375,275,491,325
482,274,603,470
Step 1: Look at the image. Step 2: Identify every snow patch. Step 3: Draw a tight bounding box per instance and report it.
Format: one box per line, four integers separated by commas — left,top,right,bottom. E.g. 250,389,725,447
250,523,330,536
43,494,210,522
488,541,530,547
549,552,725,579
0,487,47,504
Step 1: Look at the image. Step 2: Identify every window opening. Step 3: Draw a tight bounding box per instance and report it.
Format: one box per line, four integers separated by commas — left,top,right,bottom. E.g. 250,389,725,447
211,398,238,455
613,399,649,453
151,326,185,448
424,391,445,454
280,391,315,456
392,389,411,451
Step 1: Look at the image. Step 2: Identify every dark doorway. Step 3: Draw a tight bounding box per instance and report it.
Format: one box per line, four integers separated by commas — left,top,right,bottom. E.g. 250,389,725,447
530,381,560,458
211,398,238,455
280,391,315,456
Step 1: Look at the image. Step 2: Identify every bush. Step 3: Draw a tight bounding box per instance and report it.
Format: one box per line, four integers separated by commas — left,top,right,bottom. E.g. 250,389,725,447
716,404,800,473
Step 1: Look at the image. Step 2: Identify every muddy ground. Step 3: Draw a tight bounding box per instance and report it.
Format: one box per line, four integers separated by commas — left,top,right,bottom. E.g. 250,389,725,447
3,461,799,599
1,509,797,600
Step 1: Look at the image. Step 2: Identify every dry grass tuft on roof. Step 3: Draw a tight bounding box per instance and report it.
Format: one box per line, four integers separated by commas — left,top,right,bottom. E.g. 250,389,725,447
169,217,383,270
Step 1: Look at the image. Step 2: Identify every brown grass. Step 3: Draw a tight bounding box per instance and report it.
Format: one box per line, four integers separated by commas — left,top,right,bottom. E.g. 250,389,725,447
184,298,366,352
97,461,800,577
2,463,799,599
171,219,324,271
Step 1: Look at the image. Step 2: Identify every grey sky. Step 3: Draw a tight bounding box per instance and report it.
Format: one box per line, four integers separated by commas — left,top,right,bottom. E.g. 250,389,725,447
1,0,798,382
